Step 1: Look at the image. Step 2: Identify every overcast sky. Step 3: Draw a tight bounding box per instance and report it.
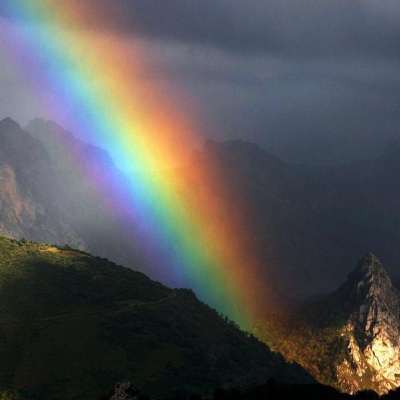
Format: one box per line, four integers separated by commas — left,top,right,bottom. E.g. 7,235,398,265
1,0,400,164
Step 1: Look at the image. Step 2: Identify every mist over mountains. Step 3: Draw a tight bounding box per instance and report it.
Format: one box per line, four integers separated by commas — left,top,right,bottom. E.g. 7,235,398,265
1,116,400,314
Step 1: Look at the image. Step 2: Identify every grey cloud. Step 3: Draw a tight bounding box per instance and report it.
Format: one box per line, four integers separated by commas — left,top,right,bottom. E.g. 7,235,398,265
125,0,400,61
152,40,400,163
1,0,400,164
3,1,397,61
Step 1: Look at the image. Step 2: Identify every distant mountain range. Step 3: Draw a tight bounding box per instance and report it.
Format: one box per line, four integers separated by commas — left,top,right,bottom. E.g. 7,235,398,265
1,117,400,312
0,117,147,273
182,138,400,309
0,236,312,399
254,253,400,395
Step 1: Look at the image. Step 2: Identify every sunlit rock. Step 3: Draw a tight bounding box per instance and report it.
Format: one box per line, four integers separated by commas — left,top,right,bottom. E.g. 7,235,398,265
255,253,400,395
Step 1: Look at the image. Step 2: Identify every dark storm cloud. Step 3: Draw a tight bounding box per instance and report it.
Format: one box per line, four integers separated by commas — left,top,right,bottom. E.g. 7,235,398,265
1,0,400,164
126,0,400,61
3,0,397,61
125,0,400,163
143,32,400,163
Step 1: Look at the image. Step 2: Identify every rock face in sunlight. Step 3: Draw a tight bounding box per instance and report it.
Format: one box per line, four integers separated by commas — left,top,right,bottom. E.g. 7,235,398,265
336,254,400,393
254,253,400,395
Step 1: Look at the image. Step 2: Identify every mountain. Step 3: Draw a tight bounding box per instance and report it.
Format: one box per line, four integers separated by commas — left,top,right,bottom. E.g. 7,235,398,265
0,117,150,275
254,253,400,395
0,118,84,248
4,116,400,314
24,118,146,268
4,117,340,311
180,139,359,309
0,236,312,400
177,139,400,309
25,119,115,172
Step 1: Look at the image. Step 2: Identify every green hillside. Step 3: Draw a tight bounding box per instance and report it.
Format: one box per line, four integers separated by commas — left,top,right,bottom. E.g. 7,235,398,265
0,237,311,399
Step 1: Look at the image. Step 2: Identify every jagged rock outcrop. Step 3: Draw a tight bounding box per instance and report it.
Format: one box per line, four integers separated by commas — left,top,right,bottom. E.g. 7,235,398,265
254,253,400,395
336,253,400,394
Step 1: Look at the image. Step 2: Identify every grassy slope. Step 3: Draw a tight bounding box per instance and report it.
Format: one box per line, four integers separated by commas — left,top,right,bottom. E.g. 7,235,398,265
0,237,312,400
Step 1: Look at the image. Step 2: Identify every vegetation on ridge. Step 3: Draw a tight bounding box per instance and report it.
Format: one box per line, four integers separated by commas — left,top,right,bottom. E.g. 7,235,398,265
0,237,311,400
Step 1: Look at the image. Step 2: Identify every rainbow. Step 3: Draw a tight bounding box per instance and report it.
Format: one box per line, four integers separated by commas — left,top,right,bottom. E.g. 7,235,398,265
0,1,266,327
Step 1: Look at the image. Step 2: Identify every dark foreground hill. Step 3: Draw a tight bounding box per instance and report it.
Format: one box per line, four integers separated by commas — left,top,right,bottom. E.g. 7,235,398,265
254,254,400,395
0,237,312,400
104,378,400,400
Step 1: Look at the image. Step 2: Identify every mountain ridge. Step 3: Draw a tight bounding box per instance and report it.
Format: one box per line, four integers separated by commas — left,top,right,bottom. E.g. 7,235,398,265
3,116,400,316
254,253,400,394
0,236,313,399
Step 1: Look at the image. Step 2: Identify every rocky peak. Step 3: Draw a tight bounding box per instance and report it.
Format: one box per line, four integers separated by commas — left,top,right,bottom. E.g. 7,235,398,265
0,117,25,147
25,118,80,149
344,253,399,338
336,254,400,393
0,116,50,168
347,253,395,303
256,253,400,395
0,117,20,130
26,118,115,170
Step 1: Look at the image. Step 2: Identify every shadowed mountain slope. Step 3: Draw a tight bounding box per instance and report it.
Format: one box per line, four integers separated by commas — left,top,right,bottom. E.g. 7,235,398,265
0,237,312,400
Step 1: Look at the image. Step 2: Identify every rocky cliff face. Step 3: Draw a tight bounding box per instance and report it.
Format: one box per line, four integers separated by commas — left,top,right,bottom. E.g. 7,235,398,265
0,118,84,248
336,253,400,394
0,163,37,235
254,253,400,394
